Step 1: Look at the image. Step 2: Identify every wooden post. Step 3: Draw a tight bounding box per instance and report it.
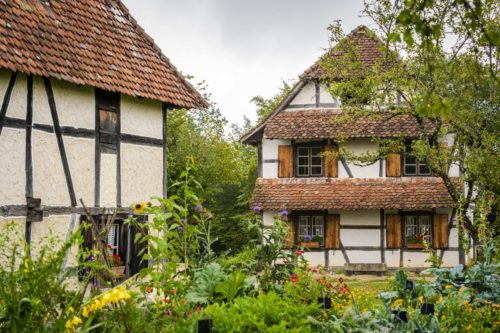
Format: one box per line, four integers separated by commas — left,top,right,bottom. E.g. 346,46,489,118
162,103,168,199
0,72,17,138
25,75,34,247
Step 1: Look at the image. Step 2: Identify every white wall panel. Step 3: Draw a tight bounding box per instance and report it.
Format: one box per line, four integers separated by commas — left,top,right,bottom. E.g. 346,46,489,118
121,95,162,139
288,81,315,106
0,128,25,204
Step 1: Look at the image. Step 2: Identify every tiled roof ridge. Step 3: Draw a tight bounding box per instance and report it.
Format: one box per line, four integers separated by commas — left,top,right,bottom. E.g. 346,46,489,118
300,24,385,80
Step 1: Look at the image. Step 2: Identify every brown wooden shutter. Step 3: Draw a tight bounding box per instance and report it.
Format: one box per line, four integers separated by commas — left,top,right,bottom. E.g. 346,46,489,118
386,214,402,249
324,145,339,177
129,218,149,275
325,214,340,249
278,145,293,178
386,154,401,177
286,220,295,248
433,214,449,249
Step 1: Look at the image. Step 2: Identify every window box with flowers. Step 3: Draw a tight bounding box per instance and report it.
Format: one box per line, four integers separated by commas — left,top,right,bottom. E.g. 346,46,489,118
300,235,323,249
405,235,424,248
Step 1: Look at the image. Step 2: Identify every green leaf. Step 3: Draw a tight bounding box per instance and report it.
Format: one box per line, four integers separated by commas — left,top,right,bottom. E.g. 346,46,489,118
403,30,415,47
388,32,401,42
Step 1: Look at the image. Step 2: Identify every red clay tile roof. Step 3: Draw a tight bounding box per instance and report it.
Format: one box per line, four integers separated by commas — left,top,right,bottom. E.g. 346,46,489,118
263,109,434,139
301,25,387,80
253,177,460,211
0,0,207,108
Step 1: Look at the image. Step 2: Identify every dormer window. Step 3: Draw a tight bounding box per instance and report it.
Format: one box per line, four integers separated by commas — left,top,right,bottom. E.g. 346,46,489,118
296,146,323,177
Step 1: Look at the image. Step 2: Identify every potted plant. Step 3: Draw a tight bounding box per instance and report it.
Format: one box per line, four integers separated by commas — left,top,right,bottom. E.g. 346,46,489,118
106,245,125,279
300,234,322,248
406,234,424,248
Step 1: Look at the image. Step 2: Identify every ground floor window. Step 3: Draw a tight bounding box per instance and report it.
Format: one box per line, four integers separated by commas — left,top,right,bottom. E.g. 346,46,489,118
298,215,324,245
404,214,431,247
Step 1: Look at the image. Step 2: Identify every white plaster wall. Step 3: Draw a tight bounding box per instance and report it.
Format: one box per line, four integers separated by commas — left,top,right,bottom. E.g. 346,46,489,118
449,227,459,247
36,78,95,128
0,128,25,204
441,251,460,267
402,251,431,268
385,250,401,267
318,84,339,106
303,251,325,266
262,139,290,178
337,210,380,226
33,131,71,206
263,211,278,226
339,139,380,178
121,143,163,206
121,95,162,139
100,153,117,207
346,251,381,264
2,70,27,119
330,250,347,267
288,82,316,106
341,230,380,247
65,137,95,206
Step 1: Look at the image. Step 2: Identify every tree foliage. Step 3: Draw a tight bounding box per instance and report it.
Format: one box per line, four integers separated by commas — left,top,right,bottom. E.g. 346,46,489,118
321,0,499,253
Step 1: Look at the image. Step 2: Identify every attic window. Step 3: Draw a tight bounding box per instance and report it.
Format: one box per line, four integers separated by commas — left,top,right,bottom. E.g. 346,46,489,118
96,89,120,153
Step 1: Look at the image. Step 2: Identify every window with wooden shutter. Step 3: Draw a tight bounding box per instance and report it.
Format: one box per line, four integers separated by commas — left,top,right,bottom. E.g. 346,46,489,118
433,214,449,249
324,145,338,177
96,88,120,154
386,153,401,177
386,214,402,248
278,145,293,178
286,219,295,248
325,214,340,249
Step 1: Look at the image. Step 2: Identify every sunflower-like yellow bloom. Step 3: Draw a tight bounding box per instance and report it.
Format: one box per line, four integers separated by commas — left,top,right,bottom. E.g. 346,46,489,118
133,202,145,214
65,316,82,333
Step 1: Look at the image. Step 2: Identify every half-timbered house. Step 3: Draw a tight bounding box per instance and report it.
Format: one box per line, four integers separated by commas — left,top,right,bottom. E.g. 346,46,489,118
242,26,463,271
0,0,207,276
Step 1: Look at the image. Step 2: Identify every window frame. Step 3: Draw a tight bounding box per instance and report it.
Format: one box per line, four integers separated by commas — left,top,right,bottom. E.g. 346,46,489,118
292,211,327,248
96,88,120,154
401,212,433,248
293,142,325,177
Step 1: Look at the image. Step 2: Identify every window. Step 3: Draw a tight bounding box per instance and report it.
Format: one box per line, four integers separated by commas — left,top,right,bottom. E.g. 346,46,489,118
404,214,431,247
96,88,120,153
403,154,431,176
298,215,324,245
107,223,120,255
296,146,323,177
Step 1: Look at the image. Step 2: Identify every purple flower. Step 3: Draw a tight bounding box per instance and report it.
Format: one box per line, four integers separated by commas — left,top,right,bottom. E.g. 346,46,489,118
195,205,203,211
303,234,312,241
180,218,186,223
177,226,183,232
87,254,94,261
424,235,430,240
278,210,289,216
252,205,263,213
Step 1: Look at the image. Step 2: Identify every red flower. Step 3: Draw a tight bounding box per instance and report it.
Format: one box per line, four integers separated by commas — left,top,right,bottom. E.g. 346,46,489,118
163,297,170,303
145,287,152,293
416,235,422,241
196,306,202,313
338,277,344,283
290,274,298,283
295,249,304,255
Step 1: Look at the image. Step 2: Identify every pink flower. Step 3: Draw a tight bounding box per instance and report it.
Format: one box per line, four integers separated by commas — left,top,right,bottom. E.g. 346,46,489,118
290,274,298,283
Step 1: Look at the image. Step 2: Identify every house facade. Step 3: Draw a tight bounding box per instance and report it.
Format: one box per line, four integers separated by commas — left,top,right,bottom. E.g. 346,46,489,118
242,26,462,269
0,0,206,275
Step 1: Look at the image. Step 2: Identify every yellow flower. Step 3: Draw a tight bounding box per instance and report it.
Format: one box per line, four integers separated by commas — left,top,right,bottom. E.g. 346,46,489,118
65,316,82,333
462,300,468,306
419,296,424,304
133,202,145,214
467,324,472,330
437,295,444,304
445,284,452,290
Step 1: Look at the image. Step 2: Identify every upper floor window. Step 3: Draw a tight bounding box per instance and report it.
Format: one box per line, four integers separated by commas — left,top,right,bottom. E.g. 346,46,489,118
296,146,323,177
96,89,120,153
403,155,431,176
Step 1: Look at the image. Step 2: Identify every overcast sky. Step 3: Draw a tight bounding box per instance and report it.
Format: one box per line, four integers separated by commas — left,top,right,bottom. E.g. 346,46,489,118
122,0,372,127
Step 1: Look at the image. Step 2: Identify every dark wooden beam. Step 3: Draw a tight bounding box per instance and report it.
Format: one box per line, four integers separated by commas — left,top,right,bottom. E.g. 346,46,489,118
121,133,163,147
1,204,133,217
116,95,122,207
380,209,385,264
340,225,380,230
344,246,381,251
43,78,77,207
379,158,384,177
162,103,167,199
315,81,320,107
25,75,34,248
0,72,17,138
257,143,263,177
263,159,278,163
94,89,101,207
339,240,350,263
340,157,354,178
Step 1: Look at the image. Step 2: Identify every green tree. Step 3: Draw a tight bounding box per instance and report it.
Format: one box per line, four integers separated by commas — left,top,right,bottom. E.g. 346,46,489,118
321,0,499,257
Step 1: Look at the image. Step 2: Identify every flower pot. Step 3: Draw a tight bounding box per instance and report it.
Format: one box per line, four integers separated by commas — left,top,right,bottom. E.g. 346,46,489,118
421,303,435,315
198,319,212,333
317,297,332,309
406,243,423,249
111,265,125,278
300,241,320,249
392,310,408,323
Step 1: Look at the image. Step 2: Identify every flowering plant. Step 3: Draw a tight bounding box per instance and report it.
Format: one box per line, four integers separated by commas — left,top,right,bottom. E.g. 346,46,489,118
300,234,313,242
